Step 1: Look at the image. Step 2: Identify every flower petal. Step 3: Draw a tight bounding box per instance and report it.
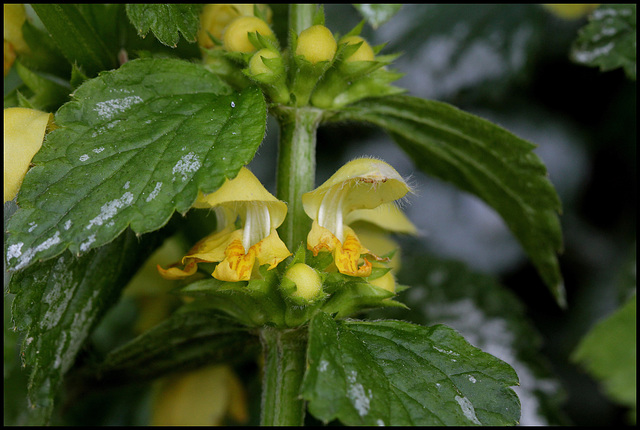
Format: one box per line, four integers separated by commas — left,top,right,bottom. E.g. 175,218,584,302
346,202,417,235
194,167,287,230
213,238,256,282
4,107,54,202
302,157,412,222
307,220,372,277
253,228,291,269
157,259,199,280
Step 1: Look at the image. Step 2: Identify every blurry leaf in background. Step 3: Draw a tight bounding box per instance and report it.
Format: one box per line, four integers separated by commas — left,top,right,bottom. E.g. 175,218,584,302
571,294,636,423
30,4,117,77
5,229,165,425
571,4,637,80
303,312,520,426
96,304,259,384
353,4,402,29
368,4,551,101
4,58,266,272
378,251,568,425
126,4,201,48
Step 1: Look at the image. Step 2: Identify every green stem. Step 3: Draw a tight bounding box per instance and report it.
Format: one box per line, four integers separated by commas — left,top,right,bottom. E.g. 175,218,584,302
289,4,317,35
274,106,323,251
259,326,308,426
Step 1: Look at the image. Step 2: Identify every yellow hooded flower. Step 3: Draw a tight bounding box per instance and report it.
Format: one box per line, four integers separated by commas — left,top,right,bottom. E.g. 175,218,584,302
158,167,291,282
152,364,248,425
4,107,55,202
543,4,600,20
4,4,28,75
302,158,413,277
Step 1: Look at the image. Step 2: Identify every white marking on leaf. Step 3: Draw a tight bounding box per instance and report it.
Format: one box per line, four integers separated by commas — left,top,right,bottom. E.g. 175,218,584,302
86,192,134,230
455,395,482,425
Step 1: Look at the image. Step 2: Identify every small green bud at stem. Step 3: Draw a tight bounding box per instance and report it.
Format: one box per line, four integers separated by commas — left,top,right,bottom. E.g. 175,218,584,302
284,263,322,301
295,25,337,64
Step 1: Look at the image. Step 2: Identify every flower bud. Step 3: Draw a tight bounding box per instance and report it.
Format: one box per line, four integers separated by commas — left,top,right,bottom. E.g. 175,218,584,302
369,271,396,294
340,35,375,62
248,48,280,77
284,263,323,301
295,25,337,64
223,16,273,53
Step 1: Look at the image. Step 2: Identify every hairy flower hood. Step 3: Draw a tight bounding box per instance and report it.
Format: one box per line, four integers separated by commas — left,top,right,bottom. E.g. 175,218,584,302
302,158,413,277
158,167,290,282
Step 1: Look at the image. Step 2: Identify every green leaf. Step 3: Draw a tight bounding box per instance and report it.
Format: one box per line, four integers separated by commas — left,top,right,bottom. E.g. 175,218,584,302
96,303,259,383
5,58,266,272
6,229,164,425
353,4,402,29
125,4,201,48
571,4,636,80
303,312,520,425
30,4,118,77
572,294,636,413
385,251,567,425
330,95,565,306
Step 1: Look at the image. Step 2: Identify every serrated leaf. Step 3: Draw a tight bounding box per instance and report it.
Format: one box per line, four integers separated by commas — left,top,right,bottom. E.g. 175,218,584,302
126,4,201,47
6,229,165,425
330,95,565,307
385,251,567,425
5,58,266,272
96,303,259,383
303,312,520,426
30,4,117,77
353,4,402,29
572,294,636,411
571,4,636,80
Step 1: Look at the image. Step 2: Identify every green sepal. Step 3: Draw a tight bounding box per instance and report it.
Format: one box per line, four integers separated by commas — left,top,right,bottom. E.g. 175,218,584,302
321,275,407,319
289,31,336,107
177,265,288,327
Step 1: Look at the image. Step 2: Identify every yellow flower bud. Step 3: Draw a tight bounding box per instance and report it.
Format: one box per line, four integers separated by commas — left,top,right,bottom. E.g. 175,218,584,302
340,35,375,62
295,25,337,64
4,108,54,202
284,263,323,301
223,16,273,53
543,4,600,20
369,271,396,294
249,48,279,76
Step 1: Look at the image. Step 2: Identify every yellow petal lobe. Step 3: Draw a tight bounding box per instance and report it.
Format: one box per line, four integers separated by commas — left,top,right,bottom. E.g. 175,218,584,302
4,107,54,202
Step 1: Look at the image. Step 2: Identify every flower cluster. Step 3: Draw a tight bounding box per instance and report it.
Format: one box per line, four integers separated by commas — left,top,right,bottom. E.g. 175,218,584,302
198,5,403,108
158,158,416,326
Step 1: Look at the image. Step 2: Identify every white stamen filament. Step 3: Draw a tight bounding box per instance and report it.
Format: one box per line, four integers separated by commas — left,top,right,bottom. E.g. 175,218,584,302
318,187,346,242
242,204,271,251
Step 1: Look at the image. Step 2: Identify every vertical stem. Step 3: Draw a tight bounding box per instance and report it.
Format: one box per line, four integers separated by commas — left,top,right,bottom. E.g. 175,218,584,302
289,4,317,35
275,106,323,251
260,326,308,426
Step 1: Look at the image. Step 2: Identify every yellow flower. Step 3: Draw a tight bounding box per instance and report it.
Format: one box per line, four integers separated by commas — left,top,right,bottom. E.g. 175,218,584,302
302,158,413,277
152,364,248,425
4,107,55,202
543,4,600,20
198,4,272,49
158,167,291,282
